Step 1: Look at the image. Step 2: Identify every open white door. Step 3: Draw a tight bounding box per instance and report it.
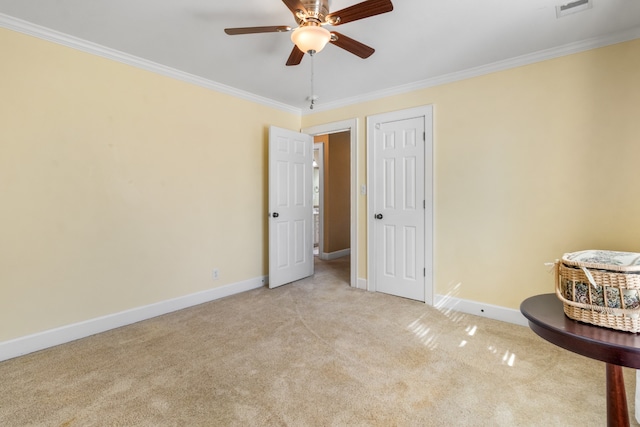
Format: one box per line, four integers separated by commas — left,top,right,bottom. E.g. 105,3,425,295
268,126,314,288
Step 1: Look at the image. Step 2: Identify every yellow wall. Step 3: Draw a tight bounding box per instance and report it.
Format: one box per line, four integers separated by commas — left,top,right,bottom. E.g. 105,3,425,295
317,131,350,253
302,38,640,309
326,131,350,252
2,25,639,344
0,28,299,342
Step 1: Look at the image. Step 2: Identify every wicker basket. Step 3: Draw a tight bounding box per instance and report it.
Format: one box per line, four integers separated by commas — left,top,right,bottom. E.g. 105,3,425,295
555,250,640,333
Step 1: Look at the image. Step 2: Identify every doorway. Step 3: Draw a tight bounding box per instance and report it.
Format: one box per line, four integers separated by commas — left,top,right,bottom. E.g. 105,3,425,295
313,132,350,261
303,119,358,288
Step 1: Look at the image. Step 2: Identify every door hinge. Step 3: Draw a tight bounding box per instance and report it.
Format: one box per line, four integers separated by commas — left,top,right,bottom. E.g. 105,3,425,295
423,132,426,141
423,268,426,277
423,200,426,209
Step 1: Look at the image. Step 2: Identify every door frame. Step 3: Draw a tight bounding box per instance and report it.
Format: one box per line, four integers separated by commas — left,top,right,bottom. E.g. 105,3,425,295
313,143,324,257
366,106,434,304
302,119,358,288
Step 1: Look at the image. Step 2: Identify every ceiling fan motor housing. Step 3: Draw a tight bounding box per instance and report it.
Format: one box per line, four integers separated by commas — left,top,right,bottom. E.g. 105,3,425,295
296,0,331,24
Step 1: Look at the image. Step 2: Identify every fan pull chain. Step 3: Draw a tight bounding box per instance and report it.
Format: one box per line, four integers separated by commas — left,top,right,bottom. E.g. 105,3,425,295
309,50,316,110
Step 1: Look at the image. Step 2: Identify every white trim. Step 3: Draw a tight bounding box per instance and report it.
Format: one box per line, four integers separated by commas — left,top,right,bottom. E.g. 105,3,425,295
434,294,529,327
356,278,368,291
0,276,266,362
321,248,351,261
3,12,638,116
366,106,434,304
304,26,640,114
313,143,325,258
302,119,358,289
424,108,435,306
0,13,300,116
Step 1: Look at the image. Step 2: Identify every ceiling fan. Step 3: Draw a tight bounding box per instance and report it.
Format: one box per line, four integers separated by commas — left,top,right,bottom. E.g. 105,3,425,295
224,0,394,66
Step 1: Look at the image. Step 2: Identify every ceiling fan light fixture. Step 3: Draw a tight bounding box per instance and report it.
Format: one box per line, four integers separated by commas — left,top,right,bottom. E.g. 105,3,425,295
291,25,331,53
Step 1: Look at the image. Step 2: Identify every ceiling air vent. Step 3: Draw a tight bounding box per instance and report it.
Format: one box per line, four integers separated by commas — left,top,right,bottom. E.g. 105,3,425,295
556,0,592,18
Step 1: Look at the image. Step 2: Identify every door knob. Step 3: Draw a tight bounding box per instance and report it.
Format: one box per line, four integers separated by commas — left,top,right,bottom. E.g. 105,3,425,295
375,213,383,220
272,212,279,218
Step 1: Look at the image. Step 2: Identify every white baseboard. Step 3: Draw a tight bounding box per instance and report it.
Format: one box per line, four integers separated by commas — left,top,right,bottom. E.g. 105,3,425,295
320,248,351,261
0,277,528,362
434,294,528,327
0,276,267,362
354,279,525,326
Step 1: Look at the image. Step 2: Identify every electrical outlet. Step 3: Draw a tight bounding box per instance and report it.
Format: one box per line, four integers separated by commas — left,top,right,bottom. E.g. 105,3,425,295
212,269,219,280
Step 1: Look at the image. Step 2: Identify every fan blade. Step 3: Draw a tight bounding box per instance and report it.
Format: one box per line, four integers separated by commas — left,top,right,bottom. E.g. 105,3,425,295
286,46,305,66
281,0,308,18
224,26,291,35
326,0,393,25
330,32,374,59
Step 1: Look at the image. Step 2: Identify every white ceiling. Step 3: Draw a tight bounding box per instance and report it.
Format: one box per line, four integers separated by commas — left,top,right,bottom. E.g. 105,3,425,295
1,0,640,111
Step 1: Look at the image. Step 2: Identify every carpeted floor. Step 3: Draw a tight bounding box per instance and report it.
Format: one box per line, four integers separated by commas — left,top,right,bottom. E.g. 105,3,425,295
1,256,638,426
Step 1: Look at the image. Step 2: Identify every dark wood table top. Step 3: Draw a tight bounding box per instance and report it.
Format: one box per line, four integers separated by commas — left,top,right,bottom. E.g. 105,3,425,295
520,293,640,368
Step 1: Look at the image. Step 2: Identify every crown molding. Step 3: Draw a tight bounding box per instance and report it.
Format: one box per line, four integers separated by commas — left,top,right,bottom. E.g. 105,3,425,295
0,13,302,116
304,25,640,115
2,13,638,117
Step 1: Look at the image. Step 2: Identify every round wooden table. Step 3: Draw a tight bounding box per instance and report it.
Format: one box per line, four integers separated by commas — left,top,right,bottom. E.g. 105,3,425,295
521,294,640,427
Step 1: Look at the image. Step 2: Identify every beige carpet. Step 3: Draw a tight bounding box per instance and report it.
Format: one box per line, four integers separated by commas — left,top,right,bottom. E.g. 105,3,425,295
1,256,638,426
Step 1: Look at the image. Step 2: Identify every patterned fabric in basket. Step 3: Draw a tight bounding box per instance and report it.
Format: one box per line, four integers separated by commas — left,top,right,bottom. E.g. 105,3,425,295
559,279,637,308
561,279,640,308
563,250,640,269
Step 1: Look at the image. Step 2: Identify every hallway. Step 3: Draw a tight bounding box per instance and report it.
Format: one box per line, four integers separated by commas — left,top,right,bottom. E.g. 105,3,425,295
312,255,350,287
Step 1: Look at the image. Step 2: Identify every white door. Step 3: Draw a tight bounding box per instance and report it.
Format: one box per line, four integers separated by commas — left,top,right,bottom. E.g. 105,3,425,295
369,115,427,301
268,126,314,288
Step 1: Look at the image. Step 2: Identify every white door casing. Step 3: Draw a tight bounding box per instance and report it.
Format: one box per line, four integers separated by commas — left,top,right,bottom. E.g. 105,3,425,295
313,143,324,258
268,126,314,288
367,106,434,303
